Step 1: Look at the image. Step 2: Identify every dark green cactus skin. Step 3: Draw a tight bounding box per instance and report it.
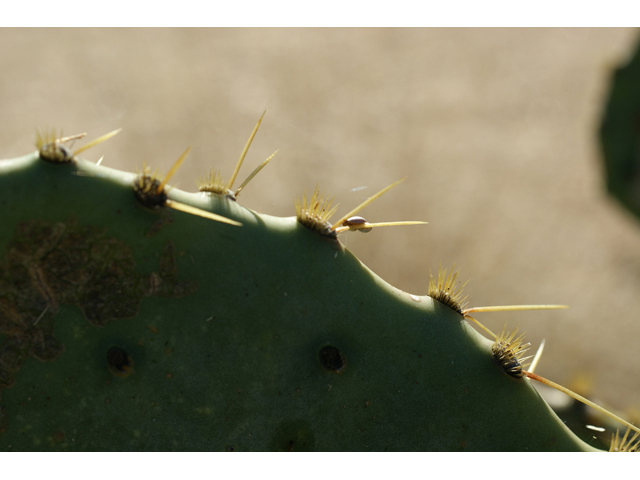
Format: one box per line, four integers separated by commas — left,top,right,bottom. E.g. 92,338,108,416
0,153,596,451
600,36,640,221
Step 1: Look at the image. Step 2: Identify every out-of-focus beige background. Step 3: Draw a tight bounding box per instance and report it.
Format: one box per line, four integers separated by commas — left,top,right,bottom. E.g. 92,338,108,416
2,28,639,415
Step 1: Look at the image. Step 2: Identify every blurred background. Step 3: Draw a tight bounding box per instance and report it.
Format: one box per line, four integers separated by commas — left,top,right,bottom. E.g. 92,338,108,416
1,28,639,428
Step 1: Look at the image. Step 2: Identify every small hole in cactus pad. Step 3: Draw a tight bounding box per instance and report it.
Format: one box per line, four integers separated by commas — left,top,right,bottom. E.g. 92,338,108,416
319,346,347,373
107,347,134,378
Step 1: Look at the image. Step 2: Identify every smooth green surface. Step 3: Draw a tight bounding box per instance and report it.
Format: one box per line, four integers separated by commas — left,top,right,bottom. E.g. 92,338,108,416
0,154,596,450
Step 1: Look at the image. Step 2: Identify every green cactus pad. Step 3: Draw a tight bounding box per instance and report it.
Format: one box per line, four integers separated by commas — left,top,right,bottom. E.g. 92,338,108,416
0,152,597,451
600,36,640,221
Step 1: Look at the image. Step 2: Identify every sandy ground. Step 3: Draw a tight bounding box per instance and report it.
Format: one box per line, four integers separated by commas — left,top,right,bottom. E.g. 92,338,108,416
2,28,639,429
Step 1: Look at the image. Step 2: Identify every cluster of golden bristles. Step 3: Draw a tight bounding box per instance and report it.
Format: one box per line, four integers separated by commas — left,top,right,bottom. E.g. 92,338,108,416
490,327,531,379
198,169,232,196
294,188,339,238
36,128,121,164
427,266,468,315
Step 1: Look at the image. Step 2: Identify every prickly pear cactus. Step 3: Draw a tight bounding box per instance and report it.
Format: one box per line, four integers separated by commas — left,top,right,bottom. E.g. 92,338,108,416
600,36,640,221
0,127,624,451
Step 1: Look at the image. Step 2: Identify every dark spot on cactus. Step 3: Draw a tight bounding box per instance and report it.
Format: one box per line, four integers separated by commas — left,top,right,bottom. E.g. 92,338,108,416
107,347,134,377
31,332,64,361
0,219,197,422
226,446,235,451
133,174,167,209
145,217,173,237
319,345,347,373
0,369,16,390
0,337,30,389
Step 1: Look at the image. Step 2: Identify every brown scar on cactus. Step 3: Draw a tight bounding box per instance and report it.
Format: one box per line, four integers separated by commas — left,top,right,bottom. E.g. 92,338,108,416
295,178,427,239
36,128,122,163
198,110,278,200
133,147,242,227
0,219,196,406
429,264,640,439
